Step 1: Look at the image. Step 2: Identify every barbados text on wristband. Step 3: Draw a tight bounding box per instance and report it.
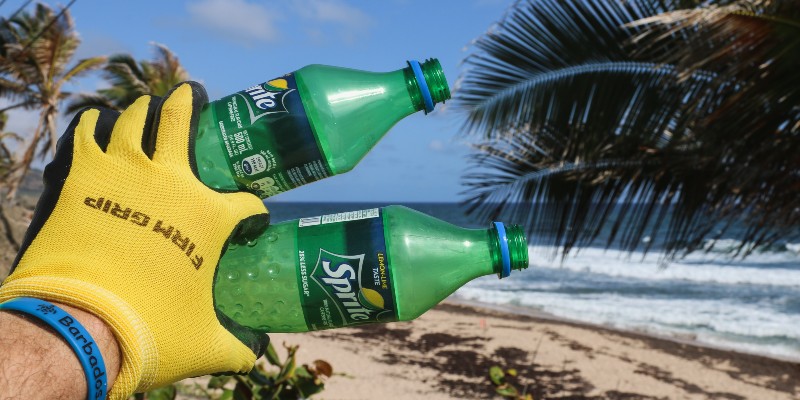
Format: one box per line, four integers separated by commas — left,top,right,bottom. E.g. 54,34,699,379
0,297,108,400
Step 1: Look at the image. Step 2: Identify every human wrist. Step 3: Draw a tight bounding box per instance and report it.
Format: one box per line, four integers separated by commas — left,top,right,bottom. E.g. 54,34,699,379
54,301,122,397
0,299,121,399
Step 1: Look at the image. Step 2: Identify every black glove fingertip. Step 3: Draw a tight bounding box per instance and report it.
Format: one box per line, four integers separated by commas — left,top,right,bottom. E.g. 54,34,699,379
215,309,271,360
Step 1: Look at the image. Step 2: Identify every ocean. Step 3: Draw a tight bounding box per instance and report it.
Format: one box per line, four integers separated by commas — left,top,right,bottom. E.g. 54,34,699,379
265,201,800,362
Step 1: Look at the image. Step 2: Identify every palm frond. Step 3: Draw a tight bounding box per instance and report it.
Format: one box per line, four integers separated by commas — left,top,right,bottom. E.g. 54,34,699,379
632,0,800,253
147,42,188,96
456,0,800,259
61,56,106,83
65,43,191,114
455,0,655,138
457,61,717,141
0,2,100,198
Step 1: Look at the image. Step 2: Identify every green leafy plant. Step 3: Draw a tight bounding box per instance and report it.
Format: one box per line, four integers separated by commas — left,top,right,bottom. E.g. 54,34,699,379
209,341,333,400
130,342,332,400
132,385,175,400
489,365,532,400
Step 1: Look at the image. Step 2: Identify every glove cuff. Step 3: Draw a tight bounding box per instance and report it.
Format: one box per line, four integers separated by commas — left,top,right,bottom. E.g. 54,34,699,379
0,276,154,400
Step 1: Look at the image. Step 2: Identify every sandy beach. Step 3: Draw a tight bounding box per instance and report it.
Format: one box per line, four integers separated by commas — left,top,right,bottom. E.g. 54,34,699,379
259,301,799,400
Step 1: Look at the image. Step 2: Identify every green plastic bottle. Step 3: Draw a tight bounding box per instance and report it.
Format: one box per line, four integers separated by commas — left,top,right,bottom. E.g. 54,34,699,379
214,205,529,333
195,59,450,198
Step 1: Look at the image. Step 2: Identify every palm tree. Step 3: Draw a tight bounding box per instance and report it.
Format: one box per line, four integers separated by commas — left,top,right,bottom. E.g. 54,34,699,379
65,43,189,114
454,0,800,259
0,111,20,186
0,110,22,252
0,2,105,198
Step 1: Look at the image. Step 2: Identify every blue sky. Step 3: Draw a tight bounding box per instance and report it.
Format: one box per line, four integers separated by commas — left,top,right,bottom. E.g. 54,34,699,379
4,0,514,202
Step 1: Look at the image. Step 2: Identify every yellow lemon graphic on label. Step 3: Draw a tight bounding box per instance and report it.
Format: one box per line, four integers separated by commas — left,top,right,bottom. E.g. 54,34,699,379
266,79,289,90
359,288,385,310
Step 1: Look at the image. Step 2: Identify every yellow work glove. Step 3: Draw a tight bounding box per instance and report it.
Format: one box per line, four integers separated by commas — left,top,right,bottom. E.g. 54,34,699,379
0,82,270,398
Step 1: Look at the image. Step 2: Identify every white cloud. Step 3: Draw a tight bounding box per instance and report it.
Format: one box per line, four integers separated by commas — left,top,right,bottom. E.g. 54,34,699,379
291,0,373,44
293,0,370,27
184,0,373,46
187,0,281,44
429,139,445,151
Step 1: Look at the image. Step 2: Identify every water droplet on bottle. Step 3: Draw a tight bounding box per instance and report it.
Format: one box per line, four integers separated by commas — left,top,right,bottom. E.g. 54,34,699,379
233,304,243,312
218,305,226,312
259,325,271,331
249,311,260,319
247,238,258,247
226,271,240,281
280,325,291,331
253,302,264,311
246,269,259,280
266,233,278,242
233,312,242,319
266,263,281,277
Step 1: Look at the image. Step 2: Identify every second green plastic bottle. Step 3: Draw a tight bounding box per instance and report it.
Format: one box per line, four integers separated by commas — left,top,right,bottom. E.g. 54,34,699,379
214,205,529,333
195,59,450,198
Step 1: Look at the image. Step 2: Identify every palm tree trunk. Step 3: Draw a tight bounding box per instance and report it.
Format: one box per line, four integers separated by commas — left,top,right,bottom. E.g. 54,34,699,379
45,104,57,157
0,200,20,252
5,109,46,200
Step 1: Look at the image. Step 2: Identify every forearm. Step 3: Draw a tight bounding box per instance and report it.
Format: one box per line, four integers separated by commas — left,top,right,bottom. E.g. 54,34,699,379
0,302,121,399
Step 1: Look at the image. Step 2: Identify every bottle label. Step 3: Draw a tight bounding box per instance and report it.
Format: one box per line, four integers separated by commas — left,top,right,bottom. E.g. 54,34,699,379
294,208,397,330
208,74,331,197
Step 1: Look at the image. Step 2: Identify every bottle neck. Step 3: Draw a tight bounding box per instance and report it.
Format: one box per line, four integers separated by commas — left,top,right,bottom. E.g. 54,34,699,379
488,223,529,278
403,58,451,113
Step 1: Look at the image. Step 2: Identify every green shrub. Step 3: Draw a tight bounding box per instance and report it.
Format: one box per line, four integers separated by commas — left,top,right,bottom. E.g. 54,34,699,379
132,342,332,400
489,365,533,400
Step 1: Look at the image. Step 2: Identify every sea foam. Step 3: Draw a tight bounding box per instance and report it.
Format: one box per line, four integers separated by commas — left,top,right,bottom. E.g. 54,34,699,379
526,245,800,287
454,244,800,360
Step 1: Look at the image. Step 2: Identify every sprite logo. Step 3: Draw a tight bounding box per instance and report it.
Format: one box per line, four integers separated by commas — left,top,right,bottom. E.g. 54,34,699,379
237,78,295,122
311,249,387,324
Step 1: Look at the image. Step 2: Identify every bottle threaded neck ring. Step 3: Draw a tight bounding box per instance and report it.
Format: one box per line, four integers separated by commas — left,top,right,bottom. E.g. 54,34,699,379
490,222,529,279
505,224,529,271
405,58,451,114
419,58,450,104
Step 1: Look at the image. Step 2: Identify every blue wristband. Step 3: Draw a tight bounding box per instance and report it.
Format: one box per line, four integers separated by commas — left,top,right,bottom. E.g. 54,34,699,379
0,297,108,400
